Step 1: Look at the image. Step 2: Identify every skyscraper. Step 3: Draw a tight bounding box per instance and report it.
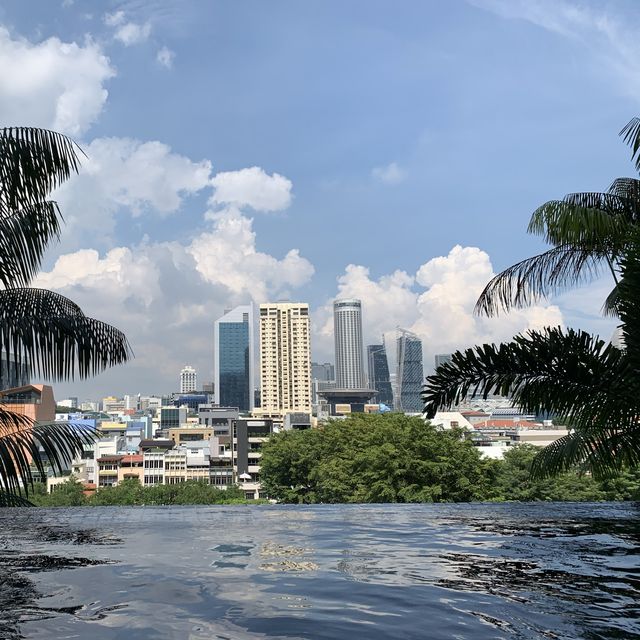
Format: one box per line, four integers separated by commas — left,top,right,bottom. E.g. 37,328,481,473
258,302,311,416
396,329,424,413
180,365,197,393
367,343,393,407
214,305,254,412
333,298,365,389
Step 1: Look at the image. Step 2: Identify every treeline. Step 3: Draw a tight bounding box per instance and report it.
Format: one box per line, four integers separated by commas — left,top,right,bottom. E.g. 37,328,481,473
260,414,640,503
30,479,258,507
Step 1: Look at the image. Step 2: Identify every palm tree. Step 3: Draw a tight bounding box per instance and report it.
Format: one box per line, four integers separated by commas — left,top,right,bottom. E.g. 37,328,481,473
423,118,640,478
476,118,640,318
0,127,131,505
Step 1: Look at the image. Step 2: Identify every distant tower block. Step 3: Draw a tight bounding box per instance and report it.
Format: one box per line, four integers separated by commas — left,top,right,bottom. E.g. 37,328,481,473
180,365,197,394
333,298,365,389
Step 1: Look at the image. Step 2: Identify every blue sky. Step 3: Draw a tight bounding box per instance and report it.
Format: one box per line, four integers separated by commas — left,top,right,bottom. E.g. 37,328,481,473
0,0,635,399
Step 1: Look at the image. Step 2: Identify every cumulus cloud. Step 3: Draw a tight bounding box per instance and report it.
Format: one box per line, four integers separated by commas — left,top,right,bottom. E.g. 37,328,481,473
104,11,151,46
189,208,314,302
53,137,213,244
209,167,293,212
156,46,175,69
316,245,563,373
372,162,406,185
37,214,314,396
0,27,114,135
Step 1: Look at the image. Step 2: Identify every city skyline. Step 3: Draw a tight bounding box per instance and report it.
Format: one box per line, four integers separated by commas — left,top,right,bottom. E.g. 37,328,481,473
3,1,629,398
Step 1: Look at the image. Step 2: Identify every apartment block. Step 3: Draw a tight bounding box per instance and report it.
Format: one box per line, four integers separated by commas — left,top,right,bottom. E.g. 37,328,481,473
257,302,311,418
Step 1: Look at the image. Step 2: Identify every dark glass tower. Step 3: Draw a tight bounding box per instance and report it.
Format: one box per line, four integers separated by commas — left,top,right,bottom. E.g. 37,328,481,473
366,344,393,407
214,305,254,412
396,330,424,413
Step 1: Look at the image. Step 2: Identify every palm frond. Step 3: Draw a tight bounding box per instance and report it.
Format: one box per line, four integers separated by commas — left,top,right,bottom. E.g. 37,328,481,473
617,235,640,362
607,177,640,203
527,199,634,248
0,409,97,505
0,201,62,288
475,245,605,317
422,327,636,430
0,127,82,215
620,117,640,172
0,288,132,381
531,427,640,479
602,283,621,317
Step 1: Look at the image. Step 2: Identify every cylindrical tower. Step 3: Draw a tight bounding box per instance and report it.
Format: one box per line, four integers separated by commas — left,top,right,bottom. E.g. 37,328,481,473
333,298,365,389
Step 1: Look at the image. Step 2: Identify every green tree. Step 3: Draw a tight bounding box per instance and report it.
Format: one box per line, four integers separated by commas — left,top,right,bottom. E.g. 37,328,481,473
0,128,131,506
261,413,494,503
490,445,606,502
424,119,640,480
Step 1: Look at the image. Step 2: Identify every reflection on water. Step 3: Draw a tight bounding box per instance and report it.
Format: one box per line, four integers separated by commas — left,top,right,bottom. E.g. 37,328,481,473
1,503,639,639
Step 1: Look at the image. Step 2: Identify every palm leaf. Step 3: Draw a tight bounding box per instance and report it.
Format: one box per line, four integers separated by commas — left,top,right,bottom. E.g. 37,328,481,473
528,199,634,248
0,288,132,381
0,407,97,505
475,245,605,316
0,201,62,288
531,427,640,479
620,117,640,172
0,127,82,216
422,327,636,431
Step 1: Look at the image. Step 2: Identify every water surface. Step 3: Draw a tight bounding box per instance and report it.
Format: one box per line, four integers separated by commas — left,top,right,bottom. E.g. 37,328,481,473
1,503,639,639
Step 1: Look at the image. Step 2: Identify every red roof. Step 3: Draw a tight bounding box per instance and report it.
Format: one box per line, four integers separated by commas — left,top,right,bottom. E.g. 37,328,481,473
474,420,542,429
121,454,143,464
97,455,124,463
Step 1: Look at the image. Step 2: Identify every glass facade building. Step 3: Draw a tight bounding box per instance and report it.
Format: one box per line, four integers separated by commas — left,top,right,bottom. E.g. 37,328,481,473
366,344,394,408
396,330,424,413
214,305,254,412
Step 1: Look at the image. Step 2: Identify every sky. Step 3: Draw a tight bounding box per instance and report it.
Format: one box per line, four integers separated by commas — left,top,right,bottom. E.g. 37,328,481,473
1,0,636,401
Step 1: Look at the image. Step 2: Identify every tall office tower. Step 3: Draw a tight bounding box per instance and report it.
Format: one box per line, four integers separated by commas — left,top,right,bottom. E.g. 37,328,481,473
258,302,311,416
180,365,197,393
214,305,255,412
396,329,424,413
311,362,335,382
435,353,453,369
367,343,394,407
333,298,365,389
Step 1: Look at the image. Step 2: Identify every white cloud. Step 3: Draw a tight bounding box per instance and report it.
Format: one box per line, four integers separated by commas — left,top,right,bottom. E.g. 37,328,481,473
156,46,175,69
210,167,293,212
372,162,406,185
469,0,640,100
0,27,114,135
53,137,213,244
37,209,314,395
104,11,151,46
316,245,563,373
189,208,314,302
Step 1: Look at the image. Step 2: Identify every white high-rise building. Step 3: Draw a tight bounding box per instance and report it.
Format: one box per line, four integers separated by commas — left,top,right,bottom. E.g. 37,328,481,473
333,298,365,389
257,302,311,417
180,365,197,393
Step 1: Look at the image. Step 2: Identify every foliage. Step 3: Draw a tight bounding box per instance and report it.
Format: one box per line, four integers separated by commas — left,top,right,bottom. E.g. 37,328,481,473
30,478,254,507
261,416,640,503
0,127,131,506
424,118,640,480
261,414,496,503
